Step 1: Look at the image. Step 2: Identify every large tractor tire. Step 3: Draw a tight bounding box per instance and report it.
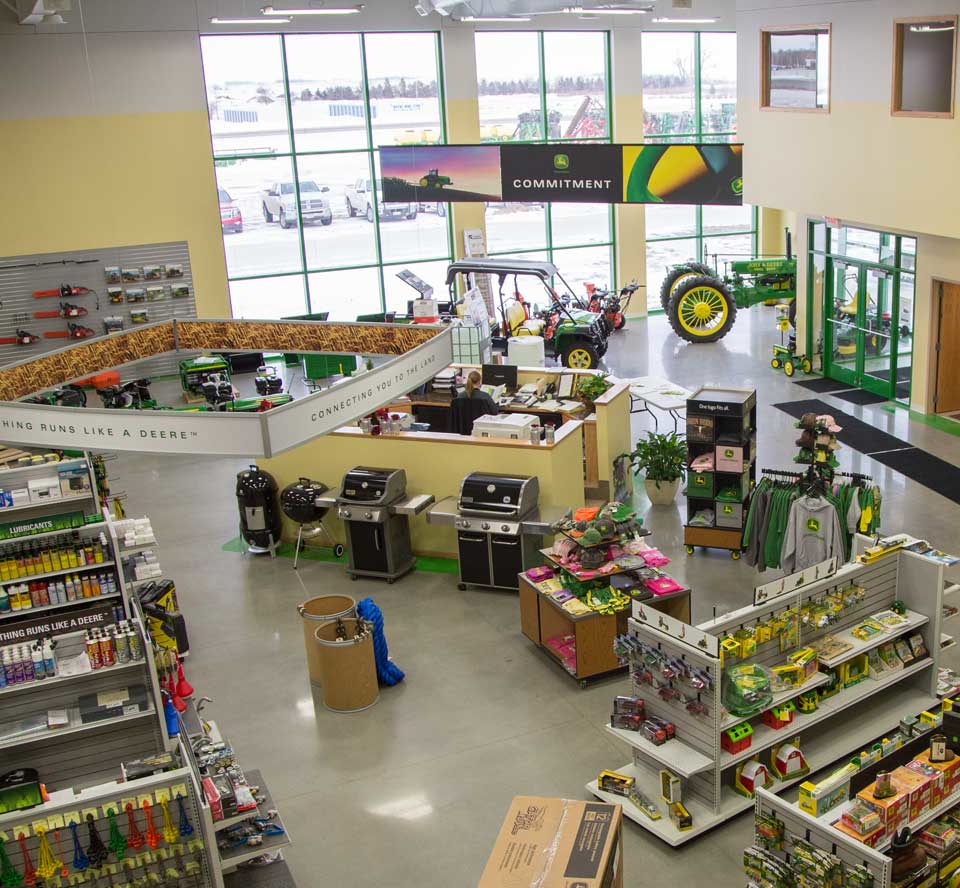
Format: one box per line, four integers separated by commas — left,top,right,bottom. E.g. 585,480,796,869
561,341,600,370
667,275,737,344
659,263,715,313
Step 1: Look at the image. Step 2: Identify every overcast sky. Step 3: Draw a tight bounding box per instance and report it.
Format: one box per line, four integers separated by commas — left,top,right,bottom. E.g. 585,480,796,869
201,30,737,88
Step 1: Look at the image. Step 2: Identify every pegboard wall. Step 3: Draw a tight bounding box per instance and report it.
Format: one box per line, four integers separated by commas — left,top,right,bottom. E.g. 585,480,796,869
0,243,199,386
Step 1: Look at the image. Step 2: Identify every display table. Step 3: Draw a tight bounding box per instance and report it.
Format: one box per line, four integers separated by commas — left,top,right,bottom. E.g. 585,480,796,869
620,375,692,433
519,574,691,686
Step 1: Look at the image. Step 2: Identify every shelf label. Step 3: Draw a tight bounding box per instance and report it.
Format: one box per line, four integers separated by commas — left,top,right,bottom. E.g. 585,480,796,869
632,600,719,658
754,557,839,607
45,814,64,830
170,784,188,800
62,811,80,828
0,603,114,645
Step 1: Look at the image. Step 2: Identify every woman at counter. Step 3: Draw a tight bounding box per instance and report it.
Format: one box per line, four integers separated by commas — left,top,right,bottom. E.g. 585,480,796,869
453,369,499,434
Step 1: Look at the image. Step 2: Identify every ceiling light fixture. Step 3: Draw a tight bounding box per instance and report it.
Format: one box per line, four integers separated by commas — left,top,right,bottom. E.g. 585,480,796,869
652,16,719,23
210,16,291,23
560,6,651,13
909,23,955,32
456,15,532,22
261,4,363,14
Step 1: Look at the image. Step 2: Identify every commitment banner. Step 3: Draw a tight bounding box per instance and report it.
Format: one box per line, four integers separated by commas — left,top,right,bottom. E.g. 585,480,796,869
379,142,743,206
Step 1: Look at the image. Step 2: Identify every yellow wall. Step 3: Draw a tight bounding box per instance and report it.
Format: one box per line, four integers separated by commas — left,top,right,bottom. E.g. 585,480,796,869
259,425,585,557
594,384,633,494
0,112,230,318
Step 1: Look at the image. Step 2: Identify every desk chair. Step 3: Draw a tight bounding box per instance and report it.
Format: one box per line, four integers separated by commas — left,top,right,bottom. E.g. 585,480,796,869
452,397,492,435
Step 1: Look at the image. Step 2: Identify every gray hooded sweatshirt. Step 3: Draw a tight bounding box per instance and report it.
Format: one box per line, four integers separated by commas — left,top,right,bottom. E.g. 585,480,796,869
780,494,844,573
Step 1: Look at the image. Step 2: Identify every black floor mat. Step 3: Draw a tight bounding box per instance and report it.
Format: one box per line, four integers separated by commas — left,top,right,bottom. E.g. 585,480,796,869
830,389,889,406
871,448,960,506
773,399,910,454
792,377,854,393
867,366,912,383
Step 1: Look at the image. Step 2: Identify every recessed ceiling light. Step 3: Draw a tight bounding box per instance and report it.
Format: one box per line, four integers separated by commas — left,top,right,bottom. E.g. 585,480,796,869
652,17,719,24
261,4,363,13
560,6,651,13
210,16,291,23
909,23,955,32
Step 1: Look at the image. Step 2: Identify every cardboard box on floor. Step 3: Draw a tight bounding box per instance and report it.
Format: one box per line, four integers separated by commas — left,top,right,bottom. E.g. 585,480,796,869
478,796,623,888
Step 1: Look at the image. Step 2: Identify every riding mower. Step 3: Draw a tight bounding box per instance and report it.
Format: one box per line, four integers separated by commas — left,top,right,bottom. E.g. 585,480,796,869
445,258,609,369
580,280,638,332
659,232,796,344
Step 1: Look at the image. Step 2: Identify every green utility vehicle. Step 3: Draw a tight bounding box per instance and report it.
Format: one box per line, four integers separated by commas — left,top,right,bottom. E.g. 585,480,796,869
445,258,609,369
659,235,796,344
418,169,452,189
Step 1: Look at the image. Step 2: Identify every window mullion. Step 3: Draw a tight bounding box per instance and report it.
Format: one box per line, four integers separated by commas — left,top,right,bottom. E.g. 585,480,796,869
359,33,386,313
279,34,309,314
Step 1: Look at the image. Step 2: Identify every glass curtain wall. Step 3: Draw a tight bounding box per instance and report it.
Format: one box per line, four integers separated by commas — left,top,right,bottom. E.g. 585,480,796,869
475,31,615,296
641,32,758,312
200,33,451,319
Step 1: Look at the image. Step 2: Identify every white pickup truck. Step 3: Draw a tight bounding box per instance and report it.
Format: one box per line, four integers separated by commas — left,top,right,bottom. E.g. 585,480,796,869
262,180,333,229
344,178,417,223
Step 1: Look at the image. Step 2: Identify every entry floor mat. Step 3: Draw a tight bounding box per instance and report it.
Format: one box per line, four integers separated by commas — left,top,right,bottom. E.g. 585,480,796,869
830,389,890,406
792,377,855,394
773,398,910,454
871,448,960,506
224,857,297,888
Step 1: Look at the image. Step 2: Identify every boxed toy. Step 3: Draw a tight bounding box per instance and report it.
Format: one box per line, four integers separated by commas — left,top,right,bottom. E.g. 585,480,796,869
841,799,882,836
788,648,818,680
799,763,857,817
856,781,909,836
833,819,885,848
916,749,960,794
918,820,957,853
840,654,869,688
891,766,932,820
905,758,944,808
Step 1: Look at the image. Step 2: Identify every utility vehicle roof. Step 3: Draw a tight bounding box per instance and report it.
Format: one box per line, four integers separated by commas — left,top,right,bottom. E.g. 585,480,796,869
445,259,558,285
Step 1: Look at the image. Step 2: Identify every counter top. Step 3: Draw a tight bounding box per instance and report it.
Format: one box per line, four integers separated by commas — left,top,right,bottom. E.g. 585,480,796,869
330,419,583,450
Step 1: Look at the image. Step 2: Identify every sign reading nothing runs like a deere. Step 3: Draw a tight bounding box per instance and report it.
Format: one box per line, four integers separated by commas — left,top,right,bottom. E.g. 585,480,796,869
379,142,743,206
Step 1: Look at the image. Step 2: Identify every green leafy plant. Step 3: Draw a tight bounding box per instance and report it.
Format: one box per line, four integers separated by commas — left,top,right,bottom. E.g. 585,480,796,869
576,372,612,406
623,431,687,488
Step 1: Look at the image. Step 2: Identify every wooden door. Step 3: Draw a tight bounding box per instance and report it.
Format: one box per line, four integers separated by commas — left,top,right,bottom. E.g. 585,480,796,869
936,282,960,413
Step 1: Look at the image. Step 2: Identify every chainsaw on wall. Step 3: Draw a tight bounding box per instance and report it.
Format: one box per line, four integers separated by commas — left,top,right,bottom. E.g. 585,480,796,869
32,284,94,299
33,302,89,319
0,329,41,346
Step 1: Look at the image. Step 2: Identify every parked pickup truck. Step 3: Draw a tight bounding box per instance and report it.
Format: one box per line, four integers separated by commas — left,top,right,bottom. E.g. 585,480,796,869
344,178,417,223
262,180,333,229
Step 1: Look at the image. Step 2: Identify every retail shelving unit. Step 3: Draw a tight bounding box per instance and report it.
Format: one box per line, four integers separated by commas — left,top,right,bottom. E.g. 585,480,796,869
588,537,945,846
683,386,756,559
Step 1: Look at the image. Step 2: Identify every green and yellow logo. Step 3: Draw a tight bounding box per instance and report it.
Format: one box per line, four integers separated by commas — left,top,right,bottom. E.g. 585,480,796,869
731,176,743,195
553,153,570,171
806,518,820,532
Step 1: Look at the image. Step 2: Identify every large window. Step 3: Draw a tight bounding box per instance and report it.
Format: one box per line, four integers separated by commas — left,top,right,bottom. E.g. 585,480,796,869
201,33,451,319
761,26,831,111
641,32,757,311
892,17,957,117
475,31,614,295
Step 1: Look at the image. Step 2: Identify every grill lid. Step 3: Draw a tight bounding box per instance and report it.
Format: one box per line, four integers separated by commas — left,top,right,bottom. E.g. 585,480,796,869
339,466,406,504
458,472,539,517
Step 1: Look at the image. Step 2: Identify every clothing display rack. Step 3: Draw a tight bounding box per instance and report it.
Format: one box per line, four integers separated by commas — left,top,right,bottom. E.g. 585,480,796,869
589,535,946,847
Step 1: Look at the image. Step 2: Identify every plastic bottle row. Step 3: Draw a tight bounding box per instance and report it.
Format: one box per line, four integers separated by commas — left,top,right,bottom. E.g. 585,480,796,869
0,531,109,581
85,621,144,669
0,637,57,687
0,571,119,612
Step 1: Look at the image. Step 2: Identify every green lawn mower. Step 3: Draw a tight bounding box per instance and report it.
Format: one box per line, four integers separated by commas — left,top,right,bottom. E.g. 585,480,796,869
659,233,796,344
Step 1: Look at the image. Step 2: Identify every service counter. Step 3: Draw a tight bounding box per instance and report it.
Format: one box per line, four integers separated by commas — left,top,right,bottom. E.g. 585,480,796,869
257,419,586,559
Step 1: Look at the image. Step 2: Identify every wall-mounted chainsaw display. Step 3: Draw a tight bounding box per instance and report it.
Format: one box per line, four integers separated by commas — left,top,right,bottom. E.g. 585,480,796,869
0,330,41,346
32,284,94,299
43,322,96,339
33,302,89,320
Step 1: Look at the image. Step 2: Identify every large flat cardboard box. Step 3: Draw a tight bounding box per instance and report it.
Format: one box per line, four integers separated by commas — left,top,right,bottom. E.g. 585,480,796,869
478,796,623,888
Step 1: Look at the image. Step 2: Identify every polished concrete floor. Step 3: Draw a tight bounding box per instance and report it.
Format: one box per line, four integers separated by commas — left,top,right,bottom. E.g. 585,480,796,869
110,307,960,887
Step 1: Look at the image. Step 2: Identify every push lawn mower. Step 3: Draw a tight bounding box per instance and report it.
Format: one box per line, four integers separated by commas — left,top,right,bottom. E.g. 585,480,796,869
659,231,796,344
254,365,284,396
25,385,87,408
445,258,609,369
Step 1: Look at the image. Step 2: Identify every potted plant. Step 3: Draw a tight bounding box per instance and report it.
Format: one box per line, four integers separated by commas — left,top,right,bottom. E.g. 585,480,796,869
576,372,612,408
624,431,687,505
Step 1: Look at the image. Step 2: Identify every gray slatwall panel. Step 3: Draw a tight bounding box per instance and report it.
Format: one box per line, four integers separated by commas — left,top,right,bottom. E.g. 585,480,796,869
0,242,198,387
626,623,720,760
1,772,213,888
754,789,890,883
686,772,717,809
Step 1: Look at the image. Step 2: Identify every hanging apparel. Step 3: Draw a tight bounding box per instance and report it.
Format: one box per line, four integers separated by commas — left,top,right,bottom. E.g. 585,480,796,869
781,494,845,573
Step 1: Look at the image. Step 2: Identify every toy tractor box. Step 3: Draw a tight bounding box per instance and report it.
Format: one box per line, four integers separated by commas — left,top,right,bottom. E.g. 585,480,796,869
478,796,622,888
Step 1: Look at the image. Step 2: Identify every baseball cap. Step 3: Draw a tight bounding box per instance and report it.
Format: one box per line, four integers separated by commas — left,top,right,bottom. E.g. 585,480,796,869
817,414,842,433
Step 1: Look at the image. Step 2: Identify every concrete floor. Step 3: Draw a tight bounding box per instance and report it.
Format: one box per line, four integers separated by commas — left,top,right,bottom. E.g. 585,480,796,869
108,306,960,887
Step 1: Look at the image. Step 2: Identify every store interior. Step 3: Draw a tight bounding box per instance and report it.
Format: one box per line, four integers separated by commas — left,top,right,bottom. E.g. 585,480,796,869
2,1,960,887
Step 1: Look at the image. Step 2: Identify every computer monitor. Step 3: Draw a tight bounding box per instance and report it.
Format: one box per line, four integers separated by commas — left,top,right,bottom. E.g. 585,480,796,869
481,363,518,389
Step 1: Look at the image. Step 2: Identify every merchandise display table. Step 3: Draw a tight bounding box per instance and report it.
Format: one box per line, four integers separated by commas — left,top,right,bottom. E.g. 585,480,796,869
519,574,690,685
620,375,692,433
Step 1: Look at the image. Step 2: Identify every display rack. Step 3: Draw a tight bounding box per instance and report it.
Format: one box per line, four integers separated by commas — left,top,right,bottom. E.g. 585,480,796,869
683,386,756,560
588,537,946,846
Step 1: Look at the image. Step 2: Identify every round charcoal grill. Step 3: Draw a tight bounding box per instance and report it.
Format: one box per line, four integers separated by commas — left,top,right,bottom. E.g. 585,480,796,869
280,477,342,568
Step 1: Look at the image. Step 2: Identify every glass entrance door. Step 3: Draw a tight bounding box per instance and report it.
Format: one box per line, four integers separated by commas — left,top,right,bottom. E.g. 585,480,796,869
823,260,897,399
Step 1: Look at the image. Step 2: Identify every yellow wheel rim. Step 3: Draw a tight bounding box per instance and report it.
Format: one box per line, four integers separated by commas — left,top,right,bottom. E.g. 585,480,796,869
418,177,428,186
677,286,729,337
670,271,697,297
567,348,593,368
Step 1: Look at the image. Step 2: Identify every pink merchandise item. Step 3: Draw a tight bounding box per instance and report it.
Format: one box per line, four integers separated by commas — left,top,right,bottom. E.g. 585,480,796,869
608,544,626,559
644,577,684,596
576,569,599,580
640,549,671,568
690,453,714,471
525,566,556,582
551,538,578,559
598,562,619,574
623,539,651,555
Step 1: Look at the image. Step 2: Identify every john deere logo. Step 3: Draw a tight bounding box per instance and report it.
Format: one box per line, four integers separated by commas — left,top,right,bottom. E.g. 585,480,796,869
553,153,570,171
731,176,743,195
806,518,820,532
